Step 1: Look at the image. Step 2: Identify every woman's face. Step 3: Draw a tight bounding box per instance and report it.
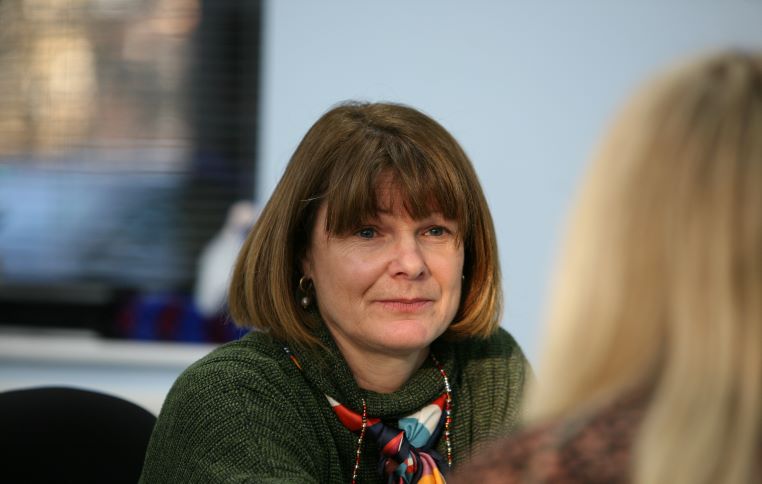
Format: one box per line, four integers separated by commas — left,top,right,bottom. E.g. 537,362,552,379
302,182,465,359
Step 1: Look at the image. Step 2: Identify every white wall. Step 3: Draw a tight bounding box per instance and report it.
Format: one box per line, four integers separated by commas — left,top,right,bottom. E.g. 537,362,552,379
258,1,762,363
0,328,214,414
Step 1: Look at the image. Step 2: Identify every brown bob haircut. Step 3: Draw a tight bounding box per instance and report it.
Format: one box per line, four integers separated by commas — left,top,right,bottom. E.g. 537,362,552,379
228,101,501,349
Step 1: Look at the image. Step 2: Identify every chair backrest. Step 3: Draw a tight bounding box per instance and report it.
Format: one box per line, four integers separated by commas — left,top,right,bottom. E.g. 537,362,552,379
0,386,157,484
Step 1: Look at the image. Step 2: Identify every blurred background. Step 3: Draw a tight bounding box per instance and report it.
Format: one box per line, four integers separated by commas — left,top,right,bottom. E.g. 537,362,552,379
1,0,761,413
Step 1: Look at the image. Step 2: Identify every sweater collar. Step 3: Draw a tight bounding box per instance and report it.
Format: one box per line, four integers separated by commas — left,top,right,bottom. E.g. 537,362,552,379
292,323,456,419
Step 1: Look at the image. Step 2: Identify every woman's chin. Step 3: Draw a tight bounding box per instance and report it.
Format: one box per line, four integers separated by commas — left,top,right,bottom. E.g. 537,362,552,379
371,320,447,355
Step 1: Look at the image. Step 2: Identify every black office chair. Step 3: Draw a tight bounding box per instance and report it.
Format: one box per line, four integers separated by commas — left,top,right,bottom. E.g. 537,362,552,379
0,386,157,484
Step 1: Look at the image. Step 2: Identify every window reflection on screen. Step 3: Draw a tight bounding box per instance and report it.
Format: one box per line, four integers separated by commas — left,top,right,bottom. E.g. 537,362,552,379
0,0,260,342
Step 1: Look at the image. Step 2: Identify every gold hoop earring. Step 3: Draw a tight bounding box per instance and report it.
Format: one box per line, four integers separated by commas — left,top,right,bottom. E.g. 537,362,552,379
298,276,313,309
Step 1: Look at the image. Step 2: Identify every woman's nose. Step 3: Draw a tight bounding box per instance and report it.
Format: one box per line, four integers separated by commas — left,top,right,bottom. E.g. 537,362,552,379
387,235,427,279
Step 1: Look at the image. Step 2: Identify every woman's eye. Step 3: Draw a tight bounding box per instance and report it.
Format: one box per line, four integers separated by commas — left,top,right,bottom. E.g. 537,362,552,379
426,226,447,236
356,228,376,239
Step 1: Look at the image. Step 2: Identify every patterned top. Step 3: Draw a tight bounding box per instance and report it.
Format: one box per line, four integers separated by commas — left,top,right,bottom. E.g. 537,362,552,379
450,393,647,484
139,325,529,483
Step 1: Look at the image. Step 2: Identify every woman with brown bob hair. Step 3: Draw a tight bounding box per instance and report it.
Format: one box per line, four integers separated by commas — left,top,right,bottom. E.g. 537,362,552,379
141,101,530,483
452,50,762,484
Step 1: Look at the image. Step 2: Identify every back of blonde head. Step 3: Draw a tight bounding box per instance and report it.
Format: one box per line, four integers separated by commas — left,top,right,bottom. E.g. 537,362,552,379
529,51,762,484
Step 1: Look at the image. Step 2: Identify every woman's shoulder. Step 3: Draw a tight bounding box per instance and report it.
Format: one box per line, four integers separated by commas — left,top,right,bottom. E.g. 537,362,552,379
188,330,284,369
164,331,298,408
142,333,328,482
467,326,522,351
187,330,280,367
453,327,529,374
447,328,532,440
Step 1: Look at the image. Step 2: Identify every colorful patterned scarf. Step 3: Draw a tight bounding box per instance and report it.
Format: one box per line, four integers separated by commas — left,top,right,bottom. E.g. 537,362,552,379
327,393,448,484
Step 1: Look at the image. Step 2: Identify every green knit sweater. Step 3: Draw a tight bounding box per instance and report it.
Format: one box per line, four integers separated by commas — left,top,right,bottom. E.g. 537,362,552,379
140,327,529,483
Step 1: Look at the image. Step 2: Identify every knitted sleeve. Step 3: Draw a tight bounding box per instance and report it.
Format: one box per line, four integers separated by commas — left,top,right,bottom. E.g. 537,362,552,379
139,354,322,483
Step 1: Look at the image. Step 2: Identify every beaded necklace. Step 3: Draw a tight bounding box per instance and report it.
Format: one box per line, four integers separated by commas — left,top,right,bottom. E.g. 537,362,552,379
283,346,454,484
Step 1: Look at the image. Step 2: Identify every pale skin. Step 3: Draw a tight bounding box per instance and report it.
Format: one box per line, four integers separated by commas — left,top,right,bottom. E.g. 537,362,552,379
302,181,465,393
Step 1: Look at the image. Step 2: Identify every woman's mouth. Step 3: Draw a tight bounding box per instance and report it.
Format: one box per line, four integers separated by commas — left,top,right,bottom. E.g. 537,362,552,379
376,299,433,312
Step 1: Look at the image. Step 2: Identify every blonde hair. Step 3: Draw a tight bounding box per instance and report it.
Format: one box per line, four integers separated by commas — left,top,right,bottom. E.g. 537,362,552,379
228,101,501,349
528,51,762,484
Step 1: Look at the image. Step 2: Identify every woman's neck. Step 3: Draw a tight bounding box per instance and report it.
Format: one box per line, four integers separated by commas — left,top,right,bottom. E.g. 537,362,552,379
331,337,430,393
